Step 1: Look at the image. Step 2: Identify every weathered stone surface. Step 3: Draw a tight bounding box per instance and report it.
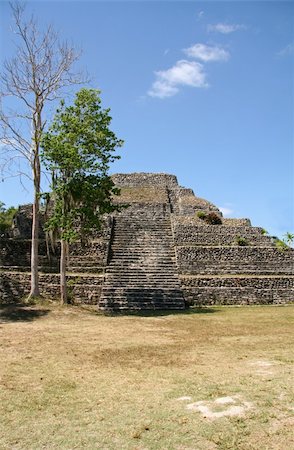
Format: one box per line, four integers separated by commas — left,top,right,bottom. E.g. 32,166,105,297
172,223,273,247
112,173,178,188
1,172,293,308
176,247,293,275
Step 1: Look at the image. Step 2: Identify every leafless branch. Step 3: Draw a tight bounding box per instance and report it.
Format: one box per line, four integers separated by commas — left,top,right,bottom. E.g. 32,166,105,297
0,1,88,296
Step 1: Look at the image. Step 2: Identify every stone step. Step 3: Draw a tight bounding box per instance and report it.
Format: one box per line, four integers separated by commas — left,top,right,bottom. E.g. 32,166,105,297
110,245,175,249
99,300,185,307
100,213,185,310
103,285,182,289
114,220,171,225
111,240,174,245
109,250,175,255
106,270,178,276
101,287,183,293
112,239,173,244
103,284,181,288
113,227,172,231
67,266,105,273
107,260,176,265
99,297,185,311
103,277,181,282
103,276,179,284
112,233,173,237
104,275,180,279
113,224,172,228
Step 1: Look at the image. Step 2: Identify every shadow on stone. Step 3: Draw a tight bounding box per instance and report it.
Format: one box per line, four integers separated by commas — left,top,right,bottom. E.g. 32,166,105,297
0,304,50,323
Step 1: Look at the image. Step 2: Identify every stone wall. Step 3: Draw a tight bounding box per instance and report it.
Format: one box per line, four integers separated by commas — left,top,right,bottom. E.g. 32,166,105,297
172,224,274,247
222,218,252,227
112,173,178,188
180,275,294,289
182,287,293,306
176,246,294,275
0,239,50,267
0,272,104,304
0,216,113,303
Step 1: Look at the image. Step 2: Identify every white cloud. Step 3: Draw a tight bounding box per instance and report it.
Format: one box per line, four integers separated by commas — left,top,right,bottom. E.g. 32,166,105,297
219,206,234,217
197,11,205,21
183,43,230,62
207,23,246,34
148,60,208,99
278,43,294,57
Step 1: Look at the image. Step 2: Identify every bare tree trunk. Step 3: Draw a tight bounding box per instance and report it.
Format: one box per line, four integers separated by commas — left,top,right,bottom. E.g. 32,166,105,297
28,151,41,299
60,239,67,304
29,191,40,298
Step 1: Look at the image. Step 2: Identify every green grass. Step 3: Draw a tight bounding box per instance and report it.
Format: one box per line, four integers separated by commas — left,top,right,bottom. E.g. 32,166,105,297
0,304,293,449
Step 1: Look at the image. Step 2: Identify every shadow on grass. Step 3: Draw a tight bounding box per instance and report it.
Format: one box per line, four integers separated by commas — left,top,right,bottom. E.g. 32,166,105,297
103,307,220,318
0,304,50,323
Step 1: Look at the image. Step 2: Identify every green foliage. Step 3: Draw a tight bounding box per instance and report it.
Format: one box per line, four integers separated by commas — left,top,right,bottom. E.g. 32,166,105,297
275,238,289,251
272,233,293,251
41,88,124,243
271,233,294,251
261,228,268,235
0,201,17,235
235,236,248,246
196,211,206,220
283,232,294,247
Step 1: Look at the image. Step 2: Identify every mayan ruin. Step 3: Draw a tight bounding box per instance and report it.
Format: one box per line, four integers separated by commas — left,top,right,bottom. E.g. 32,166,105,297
1,173,293,309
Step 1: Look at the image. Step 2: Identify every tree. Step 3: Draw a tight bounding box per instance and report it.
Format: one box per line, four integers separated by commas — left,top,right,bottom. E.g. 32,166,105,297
41,88,123,304
283,232,294,248
0,2,84,298
0,201,17,236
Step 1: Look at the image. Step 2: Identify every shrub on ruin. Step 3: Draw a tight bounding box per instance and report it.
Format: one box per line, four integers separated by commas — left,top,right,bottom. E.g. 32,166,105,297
196,211,222,225
235,236,248,246
196,211,206,220
204,212,222,225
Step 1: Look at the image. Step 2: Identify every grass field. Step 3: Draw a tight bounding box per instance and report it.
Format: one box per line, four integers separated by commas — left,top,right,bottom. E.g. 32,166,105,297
0,303,293,450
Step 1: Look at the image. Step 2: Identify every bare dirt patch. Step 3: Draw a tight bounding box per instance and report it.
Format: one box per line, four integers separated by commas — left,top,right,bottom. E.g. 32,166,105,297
248,359,277,376
186,396,253,419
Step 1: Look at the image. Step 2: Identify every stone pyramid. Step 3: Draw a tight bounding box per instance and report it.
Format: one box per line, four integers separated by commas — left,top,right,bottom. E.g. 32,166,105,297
1,173,293,309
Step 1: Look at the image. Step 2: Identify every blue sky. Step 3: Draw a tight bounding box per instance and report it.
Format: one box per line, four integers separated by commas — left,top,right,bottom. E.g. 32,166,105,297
0,1,293,239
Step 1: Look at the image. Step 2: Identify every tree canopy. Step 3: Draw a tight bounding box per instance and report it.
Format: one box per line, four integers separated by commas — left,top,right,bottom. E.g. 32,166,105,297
41,88,124,302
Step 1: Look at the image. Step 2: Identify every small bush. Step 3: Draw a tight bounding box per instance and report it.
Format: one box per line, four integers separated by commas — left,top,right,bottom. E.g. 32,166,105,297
204,212,222,225
196,211,222,225
271,234,293,251
235,236,248,246
196,211,206,220
275,239,289,251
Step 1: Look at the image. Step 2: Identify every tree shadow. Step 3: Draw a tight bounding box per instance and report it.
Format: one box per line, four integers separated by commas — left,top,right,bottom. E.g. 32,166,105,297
0,304,50,323
103,306,219,318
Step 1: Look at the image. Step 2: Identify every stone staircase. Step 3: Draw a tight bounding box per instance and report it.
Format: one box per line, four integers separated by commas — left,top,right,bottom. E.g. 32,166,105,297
99,216,185,311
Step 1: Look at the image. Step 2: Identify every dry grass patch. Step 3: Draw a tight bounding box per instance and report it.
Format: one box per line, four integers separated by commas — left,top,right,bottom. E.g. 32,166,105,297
0,303,293,449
